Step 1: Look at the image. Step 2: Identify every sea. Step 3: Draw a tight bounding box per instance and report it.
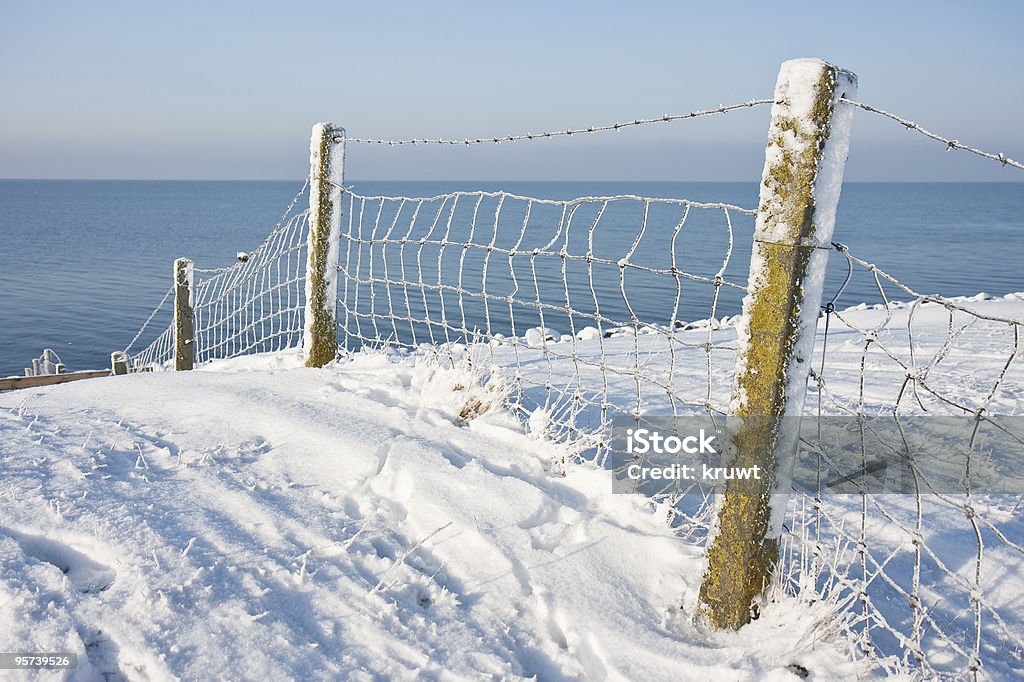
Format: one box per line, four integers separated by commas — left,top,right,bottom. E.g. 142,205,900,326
1,180,1022,378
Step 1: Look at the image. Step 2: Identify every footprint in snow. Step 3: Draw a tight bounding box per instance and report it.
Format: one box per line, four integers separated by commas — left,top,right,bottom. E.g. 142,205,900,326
2,527,117,593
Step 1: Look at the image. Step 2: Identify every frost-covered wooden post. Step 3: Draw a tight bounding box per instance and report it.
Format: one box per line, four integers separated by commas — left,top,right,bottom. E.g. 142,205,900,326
173,257,195,371
42,349,56,375
304,123,345,367
698,58,857,630
111,351,128,376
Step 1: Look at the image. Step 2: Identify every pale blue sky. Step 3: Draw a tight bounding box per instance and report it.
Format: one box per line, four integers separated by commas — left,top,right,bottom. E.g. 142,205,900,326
1,1,1021,181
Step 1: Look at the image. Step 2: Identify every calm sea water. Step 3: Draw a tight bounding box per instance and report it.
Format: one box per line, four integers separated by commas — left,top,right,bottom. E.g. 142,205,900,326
1,180,1022,377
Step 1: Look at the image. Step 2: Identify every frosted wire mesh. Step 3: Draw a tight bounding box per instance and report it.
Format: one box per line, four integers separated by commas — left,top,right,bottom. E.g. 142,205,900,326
775,247,1024,679
337,189,754,460
336,186,1024,677
122,287,175,371
123,191,309,370
192,209,308,363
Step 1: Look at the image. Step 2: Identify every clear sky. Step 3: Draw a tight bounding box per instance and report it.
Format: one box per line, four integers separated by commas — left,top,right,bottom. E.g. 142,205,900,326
1,1,1021,181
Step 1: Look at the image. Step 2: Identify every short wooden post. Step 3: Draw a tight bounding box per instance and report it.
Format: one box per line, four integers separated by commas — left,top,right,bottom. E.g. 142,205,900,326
55,363,65,375
698,58,857,630
42,349,56,375
173,258,195,371
303,122,345,368
111,351,129,376
31,358,40,376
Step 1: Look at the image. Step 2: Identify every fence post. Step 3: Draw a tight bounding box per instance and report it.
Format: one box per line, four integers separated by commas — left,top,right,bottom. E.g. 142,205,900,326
304,122,346,367
42,349,56,375
697,58,857,630
173,257,195,371
110,351,128,376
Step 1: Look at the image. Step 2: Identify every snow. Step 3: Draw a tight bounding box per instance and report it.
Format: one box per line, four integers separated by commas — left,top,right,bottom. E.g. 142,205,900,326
524,327,560,347
1,294,1022,680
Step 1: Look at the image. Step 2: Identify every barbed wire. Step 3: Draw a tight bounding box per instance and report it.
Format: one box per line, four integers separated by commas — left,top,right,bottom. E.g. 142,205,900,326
840,98,1024,172
345,95,1023,178
342,99,774,145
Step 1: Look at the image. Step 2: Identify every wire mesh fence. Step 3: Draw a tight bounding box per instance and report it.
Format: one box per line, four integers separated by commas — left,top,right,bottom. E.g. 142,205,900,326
122,185,310,371
334,180,1024,677
336,188,755,451
121,286,175,371
114,85,1024,678
777,248,1024,679
192,208,309,363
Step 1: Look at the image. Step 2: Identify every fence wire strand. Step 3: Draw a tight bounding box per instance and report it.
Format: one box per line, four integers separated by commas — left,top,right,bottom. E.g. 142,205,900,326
840,98,1024,172
344,99,774,145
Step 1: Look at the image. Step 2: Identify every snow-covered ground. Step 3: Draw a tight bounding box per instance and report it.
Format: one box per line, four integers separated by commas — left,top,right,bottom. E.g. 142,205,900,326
2,294,1022,680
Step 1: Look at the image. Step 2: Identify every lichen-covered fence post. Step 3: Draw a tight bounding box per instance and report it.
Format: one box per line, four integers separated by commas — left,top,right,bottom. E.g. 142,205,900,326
173,257,195,371
698,58,857,630
304,122,346,367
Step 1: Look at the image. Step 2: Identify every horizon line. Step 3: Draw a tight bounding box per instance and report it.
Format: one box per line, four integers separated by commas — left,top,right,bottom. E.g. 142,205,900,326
2,178,1023,184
